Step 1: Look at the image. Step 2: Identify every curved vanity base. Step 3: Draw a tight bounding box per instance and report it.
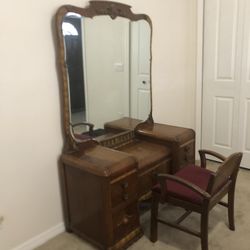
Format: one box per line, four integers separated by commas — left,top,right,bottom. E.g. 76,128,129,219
108,227,143,250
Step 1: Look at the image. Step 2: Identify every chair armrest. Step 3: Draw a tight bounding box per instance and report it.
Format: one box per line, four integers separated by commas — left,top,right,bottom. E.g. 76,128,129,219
199,149,226,168
71,122,94,134
157,174,211,199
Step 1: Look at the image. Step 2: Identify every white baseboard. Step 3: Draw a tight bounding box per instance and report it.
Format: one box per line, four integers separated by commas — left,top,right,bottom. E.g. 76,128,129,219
12,223,65,250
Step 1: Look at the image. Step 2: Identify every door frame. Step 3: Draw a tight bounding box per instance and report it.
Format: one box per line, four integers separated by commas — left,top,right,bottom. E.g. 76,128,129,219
195,0,205,159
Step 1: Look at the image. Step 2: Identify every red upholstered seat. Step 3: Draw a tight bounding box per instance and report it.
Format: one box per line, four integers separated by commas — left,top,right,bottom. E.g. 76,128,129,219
154,165,213,204
168,165,213,204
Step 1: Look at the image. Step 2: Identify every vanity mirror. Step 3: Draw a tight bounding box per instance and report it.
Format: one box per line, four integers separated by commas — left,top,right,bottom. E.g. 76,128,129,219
56,1,152,147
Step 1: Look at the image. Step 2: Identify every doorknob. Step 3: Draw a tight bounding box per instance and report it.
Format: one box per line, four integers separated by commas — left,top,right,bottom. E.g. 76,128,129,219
142,80,146,84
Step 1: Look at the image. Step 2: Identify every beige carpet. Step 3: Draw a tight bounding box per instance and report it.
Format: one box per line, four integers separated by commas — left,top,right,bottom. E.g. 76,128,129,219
36,166,250,250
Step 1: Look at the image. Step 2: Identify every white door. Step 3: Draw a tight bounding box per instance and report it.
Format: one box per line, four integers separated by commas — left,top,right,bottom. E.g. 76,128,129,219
130,20,151,120
238,0,250,167
202,0,250,168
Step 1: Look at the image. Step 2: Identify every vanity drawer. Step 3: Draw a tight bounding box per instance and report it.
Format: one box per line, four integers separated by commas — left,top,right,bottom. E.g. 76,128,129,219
111,172,138,208
112,202,139,243
139,159,170,196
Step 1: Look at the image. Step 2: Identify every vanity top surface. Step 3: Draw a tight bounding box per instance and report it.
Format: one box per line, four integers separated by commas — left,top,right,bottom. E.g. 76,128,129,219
118,139,171,171
137,123,195,143
62,145,137,178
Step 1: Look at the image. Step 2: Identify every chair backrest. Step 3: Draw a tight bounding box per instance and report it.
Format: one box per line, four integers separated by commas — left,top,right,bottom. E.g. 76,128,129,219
209,152,242,194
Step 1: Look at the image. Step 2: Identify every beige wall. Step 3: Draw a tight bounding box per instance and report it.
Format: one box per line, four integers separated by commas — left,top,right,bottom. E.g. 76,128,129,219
0,0,197,249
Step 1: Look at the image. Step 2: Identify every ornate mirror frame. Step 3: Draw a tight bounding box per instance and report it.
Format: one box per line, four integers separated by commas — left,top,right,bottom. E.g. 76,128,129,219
55,1,153,151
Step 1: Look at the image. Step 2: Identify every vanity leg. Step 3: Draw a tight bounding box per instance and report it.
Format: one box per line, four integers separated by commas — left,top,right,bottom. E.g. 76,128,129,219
150,192,159,242
59,164,72,232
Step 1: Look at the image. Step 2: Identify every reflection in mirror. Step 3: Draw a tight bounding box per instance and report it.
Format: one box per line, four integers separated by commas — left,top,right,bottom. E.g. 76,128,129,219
62,13,151,136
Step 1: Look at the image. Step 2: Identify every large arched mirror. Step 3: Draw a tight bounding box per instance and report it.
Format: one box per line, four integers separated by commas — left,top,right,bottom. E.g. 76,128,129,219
56,1,152,148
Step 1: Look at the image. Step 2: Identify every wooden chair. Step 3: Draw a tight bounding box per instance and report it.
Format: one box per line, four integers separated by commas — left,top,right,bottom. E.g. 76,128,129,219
150,150,243,250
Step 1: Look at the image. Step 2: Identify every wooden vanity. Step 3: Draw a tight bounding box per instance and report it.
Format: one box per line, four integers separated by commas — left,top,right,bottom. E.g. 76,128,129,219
55,1,195,249
60,118,194,249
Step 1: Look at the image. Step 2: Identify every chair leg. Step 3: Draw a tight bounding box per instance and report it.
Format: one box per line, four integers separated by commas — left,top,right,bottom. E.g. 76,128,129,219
200,211,209,250
150,192,159,242
228,185,236,231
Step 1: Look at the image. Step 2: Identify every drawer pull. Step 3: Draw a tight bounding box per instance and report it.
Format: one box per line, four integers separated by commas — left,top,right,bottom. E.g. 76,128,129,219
122,182,129,189
122,217,129,225
123,194,129,201
117,214,133,227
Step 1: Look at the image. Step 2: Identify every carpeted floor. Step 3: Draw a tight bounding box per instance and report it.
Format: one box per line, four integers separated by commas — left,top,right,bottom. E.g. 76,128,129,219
35,165,250,250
